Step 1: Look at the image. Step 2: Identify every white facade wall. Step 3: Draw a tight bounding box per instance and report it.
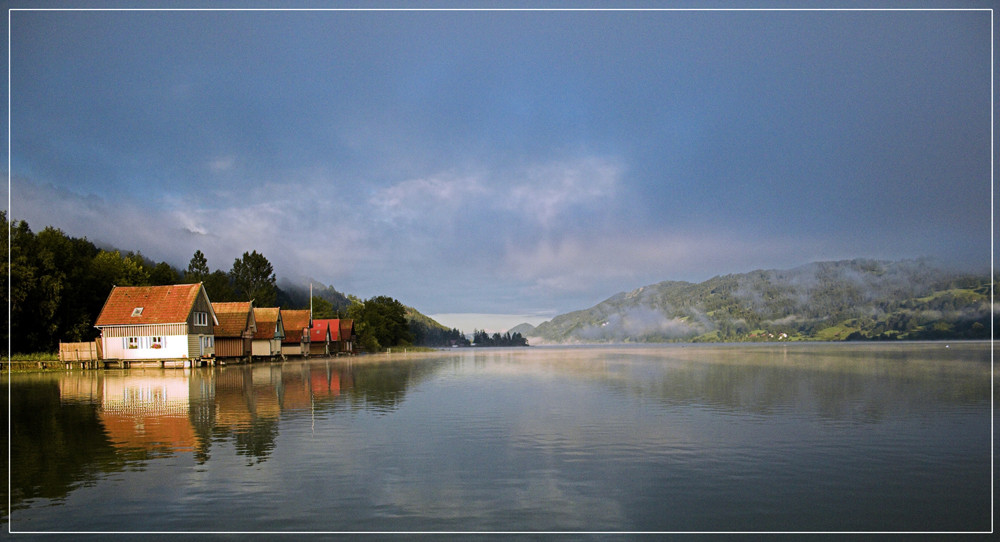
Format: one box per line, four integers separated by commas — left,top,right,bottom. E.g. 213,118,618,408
99,324,214,360
281,344,303,356
102,334,189,360
251,339,281,357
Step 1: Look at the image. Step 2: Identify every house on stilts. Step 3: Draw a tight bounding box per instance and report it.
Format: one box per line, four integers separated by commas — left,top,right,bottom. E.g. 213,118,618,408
306,318,357,357
281,309,311,358
336,319,356,355
95,283,218,367
251,307,285,360
308,319,335,357
212,301,256,363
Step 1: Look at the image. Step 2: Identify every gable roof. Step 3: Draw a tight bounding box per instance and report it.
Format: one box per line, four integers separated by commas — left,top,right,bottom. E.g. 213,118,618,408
213,302,254,337
310,319,338,342
252,307,282,339
282,309,312,343
95,284,217,327
339,319,354,339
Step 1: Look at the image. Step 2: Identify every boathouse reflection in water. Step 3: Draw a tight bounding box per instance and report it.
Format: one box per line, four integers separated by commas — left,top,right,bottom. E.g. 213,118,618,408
6,357,426,514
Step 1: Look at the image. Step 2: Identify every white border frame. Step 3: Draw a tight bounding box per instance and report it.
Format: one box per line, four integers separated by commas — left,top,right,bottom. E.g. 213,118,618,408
5,5,995,537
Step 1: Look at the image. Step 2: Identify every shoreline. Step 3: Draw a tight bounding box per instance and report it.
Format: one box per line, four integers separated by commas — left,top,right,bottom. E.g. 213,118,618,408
3,340,989,373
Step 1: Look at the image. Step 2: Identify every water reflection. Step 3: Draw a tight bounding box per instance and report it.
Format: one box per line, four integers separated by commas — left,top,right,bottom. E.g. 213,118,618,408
5,378,122,511
3,343,991,531
3,357,440,518
481,343,991,421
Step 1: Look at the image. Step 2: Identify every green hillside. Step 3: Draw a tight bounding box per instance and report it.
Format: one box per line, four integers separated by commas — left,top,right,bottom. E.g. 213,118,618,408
405,306,468,347
530,259,993,343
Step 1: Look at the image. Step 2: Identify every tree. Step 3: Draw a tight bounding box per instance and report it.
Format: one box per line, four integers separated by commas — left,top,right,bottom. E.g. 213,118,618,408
90,250,150,288
230,250,277,306
348,295,413,351
149,261,181,285
4,215,39,353
183,250,235,301
471,329,527,347
311,296,335,319
3,215,105,353
35,227,101,345
408,319,470,347
186,250,209,282
204,269,237,302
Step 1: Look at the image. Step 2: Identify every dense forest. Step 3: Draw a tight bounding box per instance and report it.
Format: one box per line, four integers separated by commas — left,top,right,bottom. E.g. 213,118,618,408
1,213,463,354
530,259,995,343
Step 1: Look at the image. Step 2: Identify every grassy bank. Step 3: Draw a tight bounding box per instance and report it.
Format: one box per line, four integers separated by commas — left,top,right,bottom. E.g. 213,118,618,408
7,352,59,361
4,353,66,373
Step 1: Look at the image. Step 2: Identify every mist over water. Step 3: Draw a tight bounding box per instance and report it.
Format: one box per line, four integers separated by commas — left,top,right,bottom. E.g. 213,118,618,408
4,343,991,533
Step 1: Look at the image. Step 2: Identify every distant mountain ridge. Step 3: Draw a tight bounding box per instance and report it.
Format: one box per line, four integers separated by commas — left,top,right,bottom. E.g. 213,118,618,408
529,259,993,343
508,323,538,336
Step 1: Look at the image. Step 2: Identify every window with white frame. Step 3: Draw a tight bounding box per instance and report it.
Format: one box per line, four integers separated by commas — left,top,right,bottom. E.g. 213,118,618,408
126,337,139,349
151,336,163,349
194,312,208,326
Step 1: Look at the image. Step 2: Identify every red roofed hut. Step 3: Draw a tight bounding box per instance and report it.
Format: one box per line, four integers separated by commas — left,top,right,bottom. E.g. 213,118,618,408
281,309,311,358
95,283,218,365
212,302,256,361
310,319,346,356
252,307,285,360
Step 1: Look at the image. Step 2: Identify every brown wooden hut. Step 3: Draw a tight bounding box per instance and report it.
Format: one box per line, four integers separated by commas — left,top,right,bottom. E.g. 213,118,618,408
281,309,311,357
212,301,256,361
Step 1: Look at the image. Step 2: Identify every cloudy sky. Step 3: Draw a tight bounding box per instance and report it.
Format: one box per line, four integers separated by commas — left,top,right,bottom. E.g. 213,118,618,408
4,5,993,332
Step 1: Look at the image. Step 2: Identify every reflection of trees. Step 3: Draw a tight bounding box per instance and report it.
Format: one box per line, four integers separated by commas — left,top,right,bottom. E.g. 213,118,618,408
228,418,279,465
341,358,446,413
346,361,411,411
5,380,122,515
205,365,281,465
188,370,216,464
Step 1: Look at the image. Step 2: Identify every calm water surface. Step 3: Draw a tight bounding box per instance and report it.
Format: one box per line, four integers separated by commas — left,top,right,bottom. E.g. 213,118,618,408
3,343,993,534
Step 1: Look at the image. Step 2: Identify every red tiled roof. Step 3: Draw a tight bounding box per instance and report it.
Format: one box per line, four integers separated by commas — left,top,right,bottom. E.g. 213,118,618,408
253,308,281,339
308,320,328,342
282,310,311,343
310,319,339,342
95,284,206,326
213,302,253,337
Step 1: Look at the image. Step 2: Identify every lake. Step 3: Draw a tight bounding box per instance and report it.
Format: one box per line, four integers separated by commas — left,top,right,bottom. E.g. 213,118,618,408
3,343,993,535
